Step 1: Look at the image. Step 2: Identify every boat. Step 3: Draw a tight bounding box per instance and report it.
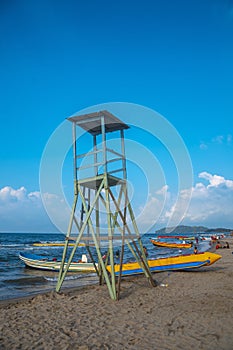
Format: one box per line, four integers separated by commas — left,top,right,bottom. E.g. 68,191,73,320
106,252,221,276
32,242,85,247
20,250,221,277
157,235,195,240
19,252,97,272
150,239,192,249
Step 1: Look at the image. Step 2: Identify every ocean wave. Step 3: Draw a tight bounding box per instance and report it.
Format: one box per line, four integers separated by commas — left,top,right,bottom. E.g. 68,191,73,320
4,276,46,285
44,273,97,282
0,244,28,248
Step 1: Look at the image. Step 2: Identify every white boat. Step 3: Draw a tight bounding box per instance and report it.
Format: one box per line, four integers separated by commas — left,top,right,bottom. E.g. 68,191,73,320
19,252,97,272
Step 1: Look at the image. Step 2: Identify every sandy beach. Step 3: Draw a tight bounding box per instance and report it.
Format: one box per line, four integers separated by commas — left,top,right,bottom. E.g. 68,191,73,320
0,239,233,350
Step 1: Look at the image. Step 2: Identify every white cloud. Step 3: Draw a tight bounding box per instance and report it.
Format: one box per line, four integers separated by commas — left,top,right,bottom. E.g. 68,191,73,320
135,172,233,231
213,134,232,145
1,174,233,233
137,186,168,228
163,172,233,228
41,192,70,233
0,187,44,209
212,135,224,144
199,172,233,188
227,134,232,145
200,142,208,150
200,134,232,150
0,186,58,232
0,186,27,202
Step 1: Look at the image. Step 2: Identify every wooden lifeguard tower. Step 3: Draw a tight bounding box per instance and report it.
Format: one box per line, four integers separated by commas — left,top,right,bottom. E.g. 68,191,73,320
56,110,155,300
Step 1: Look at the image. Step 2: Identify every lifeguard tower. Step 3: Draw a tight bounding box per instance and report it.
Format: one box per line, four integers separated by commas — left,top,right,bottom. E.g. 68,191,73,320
56,110,155,300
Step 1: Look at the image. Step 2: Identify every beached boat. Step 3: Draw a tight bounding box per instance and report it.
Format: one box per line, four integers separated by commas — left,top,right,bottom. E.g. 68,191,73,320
150,239,192,249
19,252,97,272
106,252,221,276
158,235,195,240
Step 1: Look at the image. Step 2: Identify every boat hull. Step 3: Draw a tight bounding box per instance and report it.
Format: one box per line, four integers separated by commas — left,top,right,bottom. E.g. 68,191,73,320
32,242,85,247
19,252,97,272
106,252,221,276
158,235,195,240
150,239,192,249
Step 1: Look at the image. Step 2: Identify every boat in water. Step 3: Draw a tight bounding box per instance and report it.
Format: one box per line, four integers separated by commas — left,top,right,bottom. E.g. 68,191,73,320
106,252,221,276
19,252,97,272
32,242,85,247
150,239,192,249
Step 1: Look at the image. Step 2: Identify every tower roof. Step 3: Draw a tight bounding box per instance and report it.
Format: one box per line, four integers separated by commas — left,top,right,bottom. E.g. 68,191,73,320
68,110,129,135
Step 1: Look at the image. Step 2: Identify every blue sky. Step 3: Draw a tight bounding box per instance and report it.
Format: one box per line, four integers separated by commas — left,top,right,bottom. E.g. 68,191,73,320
0,0,233,232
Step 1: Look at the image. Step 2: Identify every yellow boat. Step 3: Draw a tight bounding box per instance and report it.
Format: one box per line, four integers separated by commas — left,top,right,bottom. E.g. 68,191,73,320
106,252,221,276
158,235,195,240
32,242,85,247
150,239,192,249
20,251,221,276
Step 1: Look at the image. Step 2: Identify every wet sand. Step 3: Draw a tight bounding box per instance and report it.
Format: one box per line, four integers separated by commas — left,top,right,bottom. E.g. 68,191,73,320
0,239,233,350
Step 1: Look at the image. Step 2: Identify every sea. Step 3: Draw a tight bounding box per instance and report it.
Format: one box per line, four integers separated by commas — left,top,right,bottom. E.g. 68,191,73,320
0,231,222,302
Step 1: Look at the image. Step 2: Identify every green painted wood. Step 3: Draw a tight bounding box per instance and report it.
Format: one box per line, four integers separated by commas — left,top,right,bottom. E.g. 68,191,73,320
56,112,156,300
104,184,116,300
78,177,116,300
56,179,104,292
56,194,78,291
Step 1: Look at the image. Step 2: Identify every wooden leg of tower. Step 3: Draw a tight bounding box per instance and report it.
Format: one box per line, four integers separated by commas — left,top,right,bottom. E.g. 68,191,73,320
77,180,116,300
131,240,157,287
89,229,116,300
116,238,125,300
116,194,127,300
57,181,104,292
105,188,116,300
56,194,78,292
108,187,155,286
95,193,103,284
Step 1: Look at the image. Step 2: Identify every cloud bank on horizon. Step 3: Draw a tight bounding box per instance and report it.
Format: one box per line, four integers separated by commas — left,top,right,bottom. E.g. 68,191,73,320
1,171,232,232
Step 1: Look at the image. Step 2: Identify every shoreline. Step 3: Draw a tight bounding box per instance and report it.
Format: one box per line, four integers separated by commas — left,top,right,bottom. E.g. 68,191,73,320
0,240,233,349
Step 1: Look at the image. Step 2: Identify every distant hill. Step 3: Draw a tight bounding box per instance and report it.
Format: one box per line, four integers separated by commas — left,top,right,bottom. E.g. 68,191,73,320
155,225,233,235
205,227,233,233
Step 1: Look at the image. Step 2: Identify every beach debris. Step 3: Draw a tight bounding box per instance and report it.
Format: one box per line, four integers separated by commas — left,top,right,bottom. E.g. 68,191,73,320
160,283,168,287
